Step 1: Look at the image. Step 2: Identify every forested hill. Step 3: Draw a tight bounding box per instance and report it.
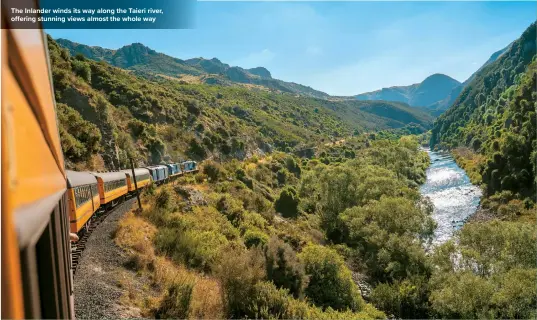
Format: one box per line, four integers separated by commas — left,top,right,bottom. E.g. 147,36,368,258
49,36,432,171
431,22,536,199
55,38,329,98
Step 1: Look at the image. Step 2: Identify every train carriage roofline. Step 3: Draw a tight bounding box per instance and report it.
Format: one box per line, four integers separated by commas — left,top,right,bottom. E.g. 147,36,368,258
90,171,128,181
66,170,98,187
120,168,150,177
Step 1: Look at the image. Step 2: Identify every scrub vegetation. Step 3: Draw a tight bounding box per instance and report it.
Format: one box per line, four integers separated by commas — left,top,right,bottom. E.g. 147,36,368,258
52,22,537,319
113,136,437,319
428,22,537,319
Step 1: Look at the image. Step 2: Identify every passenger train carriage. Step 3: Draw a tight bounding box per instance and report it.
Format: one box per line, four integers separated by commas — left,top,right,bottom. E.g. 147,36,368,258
2,11,74,319
121,168,152,192
1,3,200,318
92,172,128,206
66,171,101,234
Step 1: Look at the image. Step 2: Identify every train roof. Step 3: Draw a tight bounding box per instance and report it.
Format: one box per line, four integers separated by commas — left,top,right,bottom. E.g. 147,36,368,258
66,170,98,188
90,171,127,182
121,168,150,177
146,165,168,170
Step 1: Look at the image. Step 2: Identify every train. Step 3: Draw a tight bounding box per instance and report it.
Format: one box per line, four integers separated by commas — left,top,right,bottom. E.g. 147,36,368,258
0,4,198,318
67,162,198,234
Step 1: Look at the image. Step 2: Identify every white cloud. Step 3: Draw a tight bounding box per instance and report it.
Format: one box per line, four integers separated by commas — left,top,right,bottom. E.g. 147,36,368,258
234,49,275,68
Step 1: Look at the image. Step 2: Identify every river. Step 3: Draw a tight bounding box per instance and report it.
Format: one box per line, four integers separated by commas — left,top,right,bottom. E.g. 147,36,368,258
419,148,482,244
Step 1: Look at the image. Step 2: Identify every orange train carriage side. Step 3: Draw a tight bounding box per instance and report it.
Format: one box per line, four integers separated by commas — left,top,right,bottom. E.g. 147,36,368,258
0,3,200,318
66,171,100,233
121,168,152,192
1,15,75,320
91,172,129,206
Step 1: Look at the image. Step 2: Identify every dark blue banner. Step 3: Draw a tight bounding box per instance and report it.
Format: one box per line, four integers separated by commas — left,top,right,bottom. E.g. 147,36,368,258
3,0,195,29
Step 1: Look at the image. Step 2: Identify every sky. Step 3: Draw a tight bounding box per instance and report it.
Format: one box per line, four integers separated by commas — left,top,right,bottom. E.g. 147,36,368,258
48,1,536,96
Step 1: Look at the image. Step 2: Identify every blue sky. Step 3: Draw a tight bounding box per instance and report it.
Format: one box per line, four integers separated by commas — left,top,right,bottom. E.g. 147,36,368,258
48,1,536,96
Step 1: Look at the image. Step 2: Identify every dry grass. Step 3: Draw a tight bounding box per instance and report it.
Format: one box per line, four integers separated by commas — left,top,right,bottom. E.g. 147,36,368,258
190,277,224,319
114,207,225,319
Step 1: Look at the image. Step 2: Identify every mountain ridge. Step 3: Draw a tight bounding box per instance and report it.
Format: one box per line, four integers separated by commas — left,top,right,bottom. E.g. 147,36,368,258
49,36,433,171
355,73,461,111
55,38,328,98
355,44,512,116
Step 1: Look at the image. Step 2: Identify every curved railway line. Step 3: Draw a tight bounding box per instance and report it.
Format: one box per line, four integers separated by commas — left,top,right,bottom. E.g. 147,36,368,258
71,197,136,274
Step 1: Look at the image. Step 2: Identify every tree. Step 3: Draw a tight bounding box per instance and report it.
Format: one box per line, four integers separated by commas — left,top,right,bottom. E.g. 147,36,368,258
299,245,364,311
274,187,300,218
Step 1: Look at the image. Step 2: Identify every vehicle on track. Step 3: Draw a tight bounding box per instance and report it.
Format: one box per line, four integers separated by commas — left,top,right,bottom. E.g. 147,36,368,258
66,171,101,233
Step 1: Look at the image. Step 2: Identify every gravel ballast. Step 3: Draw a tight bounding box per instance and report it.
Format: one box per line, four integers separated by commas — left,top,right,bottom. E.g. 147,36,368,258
73,198,140,319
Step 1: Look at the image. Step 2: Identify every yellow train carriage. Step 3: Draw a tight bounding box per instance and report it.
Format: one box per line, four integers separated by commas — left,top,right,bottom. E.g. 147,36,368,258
66,171,100,233
2,13,74,320
91,172,128,205
121,168,152,192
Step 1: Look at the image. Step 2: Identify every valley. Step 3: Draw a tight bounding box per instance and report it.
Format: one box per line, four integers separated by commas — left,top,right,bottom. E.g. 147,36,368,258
51,21,536,320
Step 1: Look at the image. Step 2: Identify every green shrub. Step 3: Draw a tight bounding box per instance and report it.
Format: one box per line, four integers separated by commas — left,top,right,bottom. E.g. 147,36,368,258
370,276,430,319
71,59,91,82
154,277,195,319
203,160,226,182
216,248,266,318
244,228,269,249
235,168,254,189
274,186,300,218
216,194,245,227
265,236,308,298
154,228,228,272
299,244,364,311
277,168,290,185
155,187,175,210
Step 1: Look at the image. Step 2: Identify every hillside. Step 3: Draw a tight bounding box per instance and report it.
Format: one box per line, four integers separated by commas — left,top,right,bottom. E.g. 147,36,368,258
427,45,511,114
49,36,432,171
431,22,536,201
55,38,329,98
355,73,461,110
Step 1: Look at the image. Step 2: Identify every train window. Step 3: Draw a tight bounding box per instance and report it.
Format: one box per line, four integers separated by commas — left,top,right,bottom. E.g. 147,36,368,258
74,185,91,208
91,184,98,197
104,179,126,192
136,173,149,181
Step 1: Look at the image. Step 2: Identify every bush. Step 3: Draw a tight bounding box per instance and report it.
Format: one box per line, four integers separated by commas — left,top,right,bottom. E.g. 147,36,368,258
370,276,430,319
154,277,195,319
274,187,300,218
216,248,266,318
277,168,290,185
244,228,269,249
185,99,201,116
265,236,308,298
216,194,245,227
203,160,226,182
299,244,364,311
188,138,207,158
155,187,175,210
155,228,228,272
71,59,91,82
235,168,254,189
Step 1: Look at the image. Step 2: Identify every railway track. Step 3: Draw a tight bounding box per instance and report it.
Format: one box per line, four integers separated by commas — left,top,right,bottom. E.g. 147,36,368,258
71,197,137,274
